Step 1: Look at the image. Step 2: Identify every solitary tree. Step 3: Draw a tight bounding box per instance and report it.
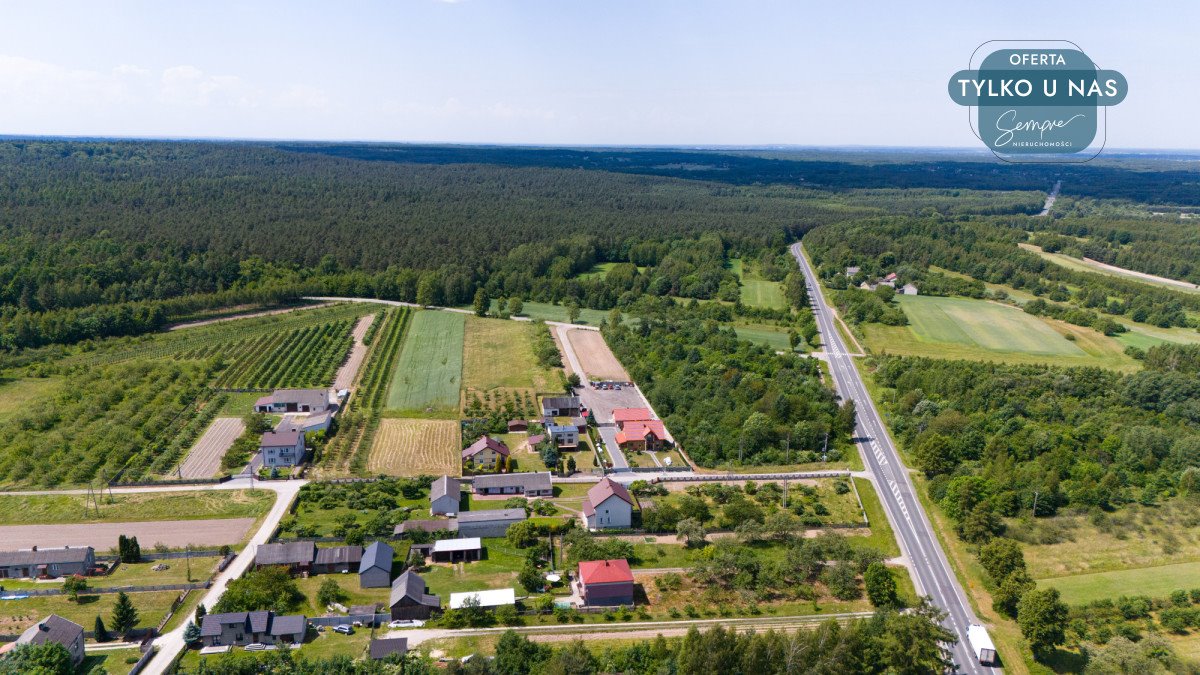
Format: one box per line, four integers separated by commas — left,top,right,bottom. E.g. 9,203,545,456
1017,587,1069,659
93,616,111,643
111,591,139,637
676,518,707,548
62,575,88,603
473,288,489,317
508,296,524,316
317,578,345,607
194,603,207,625
182,621,201,645
863,562,898,608
566,301,581,324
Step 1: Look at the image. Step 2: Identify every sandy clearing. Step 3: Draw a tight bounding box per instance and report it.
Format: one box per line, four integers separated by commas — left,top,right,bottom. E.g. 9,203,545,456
565,329,629,381
333,313,376,390
168,303,336,330
0,518,257,551
177,417,245,479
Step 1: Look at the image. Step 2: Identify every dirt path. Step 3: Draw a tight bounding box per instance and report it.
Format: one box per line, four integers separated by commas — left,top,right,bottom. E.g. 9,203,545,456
168,303,335,330
177,417,245,479
0,518,257,551
333,314,376,390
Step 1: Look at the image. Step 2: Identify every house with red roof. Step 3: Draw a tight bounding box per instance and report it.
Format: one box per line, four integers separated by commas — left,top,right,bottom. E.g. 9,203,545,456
576,558,635,606
581,477,634,529
462,435,509,471
614,419,668,452
612,408,653,426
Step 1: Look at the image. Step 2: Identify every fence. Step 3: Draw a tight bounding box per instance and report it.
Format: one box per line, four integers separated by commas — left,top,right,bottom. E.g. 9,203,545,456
135,549,225,561
628,466,692,474
1,582,209,598
154,590,193,634
309,613,391,628
111,475,232,488
129,646,157,675
654,470,852,482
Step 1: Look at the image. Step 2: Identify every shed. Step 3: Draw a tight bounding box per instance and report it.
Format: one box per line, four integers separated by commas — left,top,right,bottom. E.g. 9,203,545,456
431,537,483,563
455,508,527,539
389,570,440,620
313,545,362,574
430,475,462,515
370,637,409,660
359,541,394,588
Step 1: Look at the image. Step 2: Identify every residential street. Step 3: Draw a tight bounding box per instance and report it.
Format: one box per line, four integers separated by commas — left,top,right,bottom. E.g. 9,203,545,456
791,242,995,674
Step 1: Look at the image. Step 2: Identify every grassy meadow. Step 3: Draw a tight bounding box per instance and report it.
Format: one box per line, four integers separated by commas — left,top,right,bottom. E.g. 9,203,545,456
385,310,465,414
0,490,273,525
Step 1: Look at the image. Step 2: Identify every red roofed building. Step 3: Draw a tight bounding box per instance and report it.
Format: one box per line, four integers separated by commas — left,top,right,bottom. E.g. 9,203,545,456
581,477,634,529
576,559,635,606
612,408,653,427
614,420,668,452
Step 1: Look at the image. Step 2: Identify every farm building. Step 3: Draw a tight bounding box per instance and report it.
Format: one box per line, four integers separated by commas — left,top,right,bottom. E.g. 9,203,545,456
541,396,581,417
507,419,528,432
902,283,919,296
313,545,362,574
389,570,440,620
431,537,483,563
12,615,85,666
582,477,635,529
0,546,95,579
275,411,332,435
199,611,307,648
455,508,527,539
449,588,515,610
612,408,653,426
547,423,579,448
370,637,409,660
259,430,306,468
462,435,509,470
577,559,635,606
615,420,668,452
394,519,458,537
254,541,315,574
430,476,462,515
359,541,394,588
472,471,552,497
254,389,331,414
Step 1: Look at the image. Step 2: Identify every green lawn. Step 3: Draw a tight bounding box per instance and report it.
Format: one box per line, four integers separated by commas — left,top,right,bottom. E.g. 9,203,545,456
0,490,273,525
732,324,803,352
0,376,62,423
732,260,788,310
1038,561,1200,606
488,300,616,326
418,537,526,594
578,262,646,280
80,648,144,675
859,294,1138,371
294,574,393,616
386,310,465,413
0,590,179,635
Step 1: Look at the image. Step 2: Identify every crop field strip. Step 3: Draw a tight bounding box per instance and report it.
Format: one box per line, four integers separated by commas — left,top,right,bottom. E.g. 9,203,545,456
367,417,461,477
385,310,466,413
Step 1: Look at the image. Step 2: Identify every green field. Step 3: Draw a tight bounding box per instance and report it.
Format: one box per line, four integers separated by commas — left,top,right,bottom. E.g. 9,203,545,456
859,294,1138,370
385,310,465,413
487,300,617,326
732,259,788,310
0,377,63,423
0,490,273,525
1038,561,1200,605
732,324,802,352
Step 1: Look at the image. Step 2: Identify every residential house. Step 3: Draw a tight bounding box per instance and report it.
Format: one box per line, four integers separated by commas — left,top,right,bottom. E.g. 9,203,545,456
449,588,515,610
462,436,509,471
388,570,440,620
14,615,84,666
541,396,581,417
0,546,95,579
615,420,668,452
472,471,552,497
370,637,409,661
430,476,461,515
259,430,306,468
547,424,579,448
254,541,315,575
577,559,635,606
582,477,635,529
199,611,307,648
455,509,527,539
612,408,653,427
394,520,458,538
253,389,331,414
431,537,483,563
359,541,393,589
312,545,362,574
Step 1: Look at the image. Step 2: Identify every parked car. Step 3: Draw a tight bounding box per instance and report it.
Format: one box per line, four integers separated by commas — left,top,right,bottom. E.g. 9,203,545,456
334,624,354,635
388,619,426,629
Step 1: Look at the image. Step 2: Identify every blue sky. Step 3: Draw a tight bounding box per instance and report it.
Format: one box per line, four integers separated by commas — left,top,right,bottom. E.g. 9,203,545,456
0,0,1194,148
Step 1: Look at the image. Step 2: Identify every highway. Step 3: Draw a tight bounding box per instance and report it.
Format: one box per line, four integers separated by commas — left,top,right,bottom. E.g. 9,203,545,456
790,242,998,674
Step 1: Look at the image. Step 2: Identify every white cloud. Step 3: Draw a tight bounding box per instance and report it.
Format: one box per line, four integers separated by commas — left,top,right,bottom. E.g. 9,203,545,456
159,65,258,107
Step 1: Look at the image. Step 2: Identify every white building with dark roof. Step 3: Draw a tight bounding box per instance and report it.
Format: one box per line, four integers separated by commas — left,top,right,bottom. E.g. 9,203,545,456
430,476,462,515
14,615,84,666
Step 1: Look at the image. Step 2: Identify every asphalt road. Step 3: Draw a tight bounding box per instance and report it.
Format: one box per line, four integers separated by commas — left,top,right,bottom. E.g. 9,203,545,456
790,242,997,675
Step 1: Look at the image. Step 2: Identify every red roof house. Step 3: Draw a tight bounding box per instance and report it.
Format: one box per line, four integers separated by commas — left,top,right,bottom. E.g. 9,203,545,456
614,420,667,451
577,559,635,606
612,408,653,427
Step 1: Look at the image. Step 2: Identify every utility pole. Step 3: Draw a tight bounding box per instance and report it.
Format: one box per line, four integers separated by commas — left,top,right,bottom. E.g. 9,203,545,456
185,544,192,582
821,432,829,463
1032,490,1040,519
783,435,790,509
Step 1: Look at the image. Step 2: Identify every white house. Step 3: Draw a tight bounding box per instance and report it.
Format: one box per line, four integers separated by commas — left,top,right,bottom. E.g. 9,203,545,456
582,477,634,529
259,430,305,467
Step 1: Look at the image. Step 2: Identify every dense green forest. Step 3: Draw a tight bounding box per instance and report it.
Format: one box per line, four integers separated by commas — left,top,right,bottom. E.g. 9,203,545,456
604,317,851,467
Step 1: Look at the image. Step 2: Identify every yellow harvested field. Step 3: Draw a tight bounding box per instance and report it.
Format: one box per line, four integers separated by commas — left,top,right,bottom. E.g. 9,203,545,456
566,329,629,381
369,418,461,477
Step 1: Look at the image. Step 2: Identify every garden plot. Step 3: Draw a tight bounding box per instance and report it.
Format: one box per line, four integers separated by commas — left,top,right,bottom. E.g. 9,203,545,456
368,418,461,477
